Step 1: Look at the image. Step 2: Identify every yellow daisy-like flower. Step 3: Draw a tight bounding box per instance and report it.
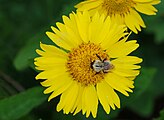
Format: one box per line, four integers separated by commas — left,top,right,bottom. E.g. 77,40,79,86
34,11,142,118
75,0,161,34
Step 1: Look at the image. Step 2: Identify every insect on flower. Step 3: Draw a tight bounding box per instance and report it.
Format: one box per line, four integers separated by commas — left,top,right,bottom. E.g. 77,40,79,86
92,54,114,73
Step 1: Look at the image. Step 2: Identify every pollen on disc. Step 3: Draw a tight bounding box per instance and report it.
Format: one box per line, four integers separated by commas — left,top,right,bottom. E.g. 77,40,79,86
66,42,113,86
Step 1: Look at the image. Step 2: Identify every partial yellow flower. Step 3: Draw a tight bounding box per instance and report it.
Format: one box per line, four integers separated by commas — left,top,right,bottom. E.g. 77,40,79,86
34,11,142,118
75,0,161,34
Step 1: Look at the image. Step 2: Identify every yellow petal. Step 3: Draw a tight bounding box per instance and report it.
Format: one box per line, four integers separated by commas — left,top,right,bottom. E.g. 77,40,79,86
105,73,134,96
35,67,67,80
101,23,127,50
75,11,91,42
75,0,102,11
34,57,66,65
51,25,77,48
151,0,161,5
97,81,121,113
107,40,139,58
133,0,155,3
124,8,148,33
34,63,66,71
63,14,83,44
110,56,141,77
135,3,158,15
130,9,146,28
39,42,67,57
111,56,142,70
89,12,106,44
112,68,140,77
113,63,141,70
56,82,74,112
112,56,143,64
40,72,68,87
82,85,98,118
62,82,79,114
65,25,82,46
113,14,124,25
47,78,73,101
56,22,82,47
97,87,111,114
43,74,72,94
46,31,72,50
72,85,84,115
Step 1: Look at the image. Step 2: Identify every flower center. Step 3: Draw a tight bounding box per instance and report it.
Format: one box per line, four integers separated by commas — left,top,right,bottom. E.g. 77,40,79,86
102,0,136,16
66,42,114,86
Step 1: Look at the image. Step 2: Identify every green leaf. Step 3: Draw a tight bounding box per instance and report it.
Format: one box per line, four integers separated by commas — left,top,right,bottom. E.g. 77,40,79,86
143,2,164,44
13,31,45,71
120,67,157,107
127,68,157,117
13,0,78,71
128,92,154,117
13,26,57,71
0,86,9,99
115,67,157,117
60,0,81,16
154,109,164,120
133,67,157,97
0,86,47,120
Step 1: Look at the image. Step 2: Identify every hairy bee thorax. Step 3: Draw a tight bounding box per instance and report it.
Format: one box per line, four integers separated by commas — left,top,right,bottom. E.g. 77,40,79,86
92,54,114,73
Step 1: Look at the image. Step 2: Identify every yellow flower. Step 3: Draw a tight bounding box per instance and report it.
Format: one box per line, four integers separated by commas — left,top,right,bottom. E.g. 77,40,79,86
34,11,142,118
75,0,161,34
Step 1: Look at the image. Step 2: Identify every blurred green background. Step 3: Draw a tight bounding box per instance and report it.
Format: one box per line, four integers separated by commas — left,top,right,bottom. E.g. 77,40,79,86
0,0,164,120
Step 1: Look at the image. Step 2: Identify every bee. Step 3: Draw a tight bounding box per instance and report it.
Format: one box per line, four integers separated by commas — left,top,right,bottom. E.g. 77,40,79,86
91,54,114,73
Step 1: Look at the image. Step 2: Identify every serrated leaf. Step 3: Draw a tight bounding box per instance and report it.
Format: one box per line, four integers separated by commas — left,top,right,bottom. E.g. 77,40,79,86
0,86,47,120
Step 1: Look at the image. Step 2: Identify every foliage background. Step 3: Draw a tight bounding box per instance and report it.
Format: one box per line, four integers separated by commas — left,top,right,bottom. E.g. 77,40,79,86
0,0,164,120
